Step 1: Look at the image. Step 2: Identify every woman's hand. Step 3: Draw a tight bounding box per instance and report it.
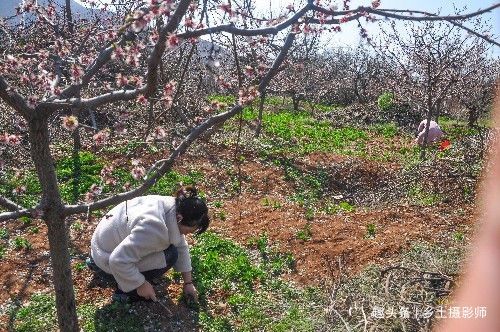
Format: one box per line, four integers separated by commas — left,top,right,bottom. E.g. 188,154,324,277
183,283,199,303
137,281,157,301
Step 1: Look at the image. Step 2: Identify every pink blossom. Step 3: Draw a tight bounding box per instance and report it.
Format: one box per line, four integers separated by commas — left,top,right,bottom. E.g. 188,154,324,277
372,0,381,9
27,96,38,108
116,73,128,88
6,134,21,146
244,66,255,77
286,4,295,12
149,30,159,44
131,166,146,180
93,129,110,146
131,11,147,32
218,3,232,14
111,46,125,60
184,18,195,29
163,81,177,97
154,126,167,139
62,116,79,131
89,184,102,195
167,34,180,48
238,86,260,105
113,122,127,135
136,94,148,105
12,186,26,195
71,64,84,83
164,96,173,108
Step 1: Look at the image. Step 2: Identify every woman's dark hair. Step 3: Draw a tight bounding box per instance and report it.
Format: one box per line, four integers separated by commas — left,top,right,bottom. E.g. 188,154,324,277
175,186,209,235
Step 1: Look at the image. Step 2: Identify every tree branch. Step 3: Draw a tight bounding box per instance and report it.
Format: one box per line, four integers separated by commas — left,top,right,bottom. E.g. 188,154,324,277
178,3,312,39
144,0,191,97
0,75,32,118
0,208,33,221
0,196,25,211
63,103,243,215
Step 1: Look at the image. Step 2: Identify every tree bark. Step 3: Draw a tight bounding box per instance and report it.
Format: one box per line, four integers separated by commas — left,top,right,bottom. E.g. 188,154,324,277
28,117,79,332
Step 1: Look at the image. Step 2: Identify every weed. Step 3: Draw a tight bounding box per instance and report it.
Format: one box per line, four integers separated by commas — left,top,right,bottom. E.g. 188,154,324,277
0,245,6,259
56,151,103,203
296,223,312,241
217,210,227,221
0,227,8,240
28,226,39,234
377,92,395,111
148,170,204,196
365,223,376,239
261,197,282,210
259,110,367,155
20,216,32,226
323,201,355,214
14,294,57,332
304,207,315,221
248,233,269,258
71,221,83,232
212,200,223,208
452,231,465,242
371,122,399,138
74,261,87,272
13,237,32,250
407,183,441,206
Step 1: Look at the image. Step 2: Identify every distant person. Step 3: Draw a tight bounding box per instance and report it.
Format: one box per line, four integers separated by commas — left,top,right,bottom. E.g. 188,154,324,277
415,119,444,145
87,186,209,303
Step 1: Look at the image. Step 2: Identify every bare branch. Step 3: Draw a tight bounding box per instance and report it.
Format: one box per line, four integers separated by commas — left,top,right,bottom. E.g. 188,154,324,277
259,32,296,92
63,104,243,215
0,75,32,118
144,0,191,97
41,86,147,111
0,196,25,211
0,208,33,221
178,3,312,39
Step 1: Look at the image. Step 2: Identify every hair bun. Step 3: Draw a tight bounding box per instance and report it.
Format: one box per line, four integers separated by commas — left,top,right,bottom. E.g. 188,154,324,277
176,185,198,201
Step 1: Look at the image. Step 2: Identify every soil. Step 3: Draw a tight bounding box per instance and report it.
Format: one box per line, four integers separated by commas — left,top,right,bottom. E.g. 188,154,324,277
0,139,478,331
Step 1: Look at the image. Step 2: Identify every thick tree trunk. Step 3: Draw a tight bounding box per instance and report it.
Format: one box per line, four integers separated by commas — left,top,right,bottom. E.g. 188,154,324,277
28,117,79,332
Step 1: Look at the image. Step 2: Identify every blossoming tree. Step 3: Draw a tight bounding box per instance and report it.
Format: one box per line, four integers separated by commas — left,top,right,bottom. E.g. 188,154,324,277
0,0,498,330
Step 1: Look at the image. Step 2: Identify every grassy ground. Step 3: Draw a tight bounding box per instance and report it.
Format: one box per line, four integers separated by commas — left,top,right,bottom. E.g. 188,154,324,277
0,96,486,331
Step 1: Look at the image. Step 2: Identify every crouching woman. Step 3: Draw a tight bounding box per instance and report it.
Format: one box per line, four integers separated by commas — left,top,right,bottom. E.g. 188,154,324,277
89,186,208,303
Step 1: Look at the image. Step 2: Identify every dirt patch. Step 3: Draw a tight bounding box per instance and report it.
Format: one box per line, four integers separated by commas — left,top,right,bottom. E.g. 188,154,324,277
0,141,479,330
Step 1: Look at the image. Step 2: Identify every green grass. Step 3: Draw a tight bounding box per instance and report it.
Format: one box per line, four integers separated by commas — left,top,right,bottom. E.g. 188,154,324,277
260,110,368,155
407,183,442,206
0,245,6,259
11,294,143,332
56,151,103,204
12,237,32,250
148,169,204,195
365,223,376,239
13,294,57,332
438,116,480,140
370,122,399,138
191,232,324,331
208,95,236,105
0,227,8,239
296,223,312,241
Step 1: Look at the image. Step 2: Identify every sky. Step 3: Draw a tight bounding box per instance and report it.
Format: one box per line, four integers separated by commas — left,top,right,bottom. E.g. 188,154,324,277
73,0,499,56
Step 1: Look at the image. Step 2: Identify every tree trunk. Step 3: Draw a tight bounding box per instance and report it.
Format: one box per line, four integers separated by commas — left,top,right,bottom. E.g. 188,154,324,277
28,117,79,332
467,107,478,128
255,92,265,138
